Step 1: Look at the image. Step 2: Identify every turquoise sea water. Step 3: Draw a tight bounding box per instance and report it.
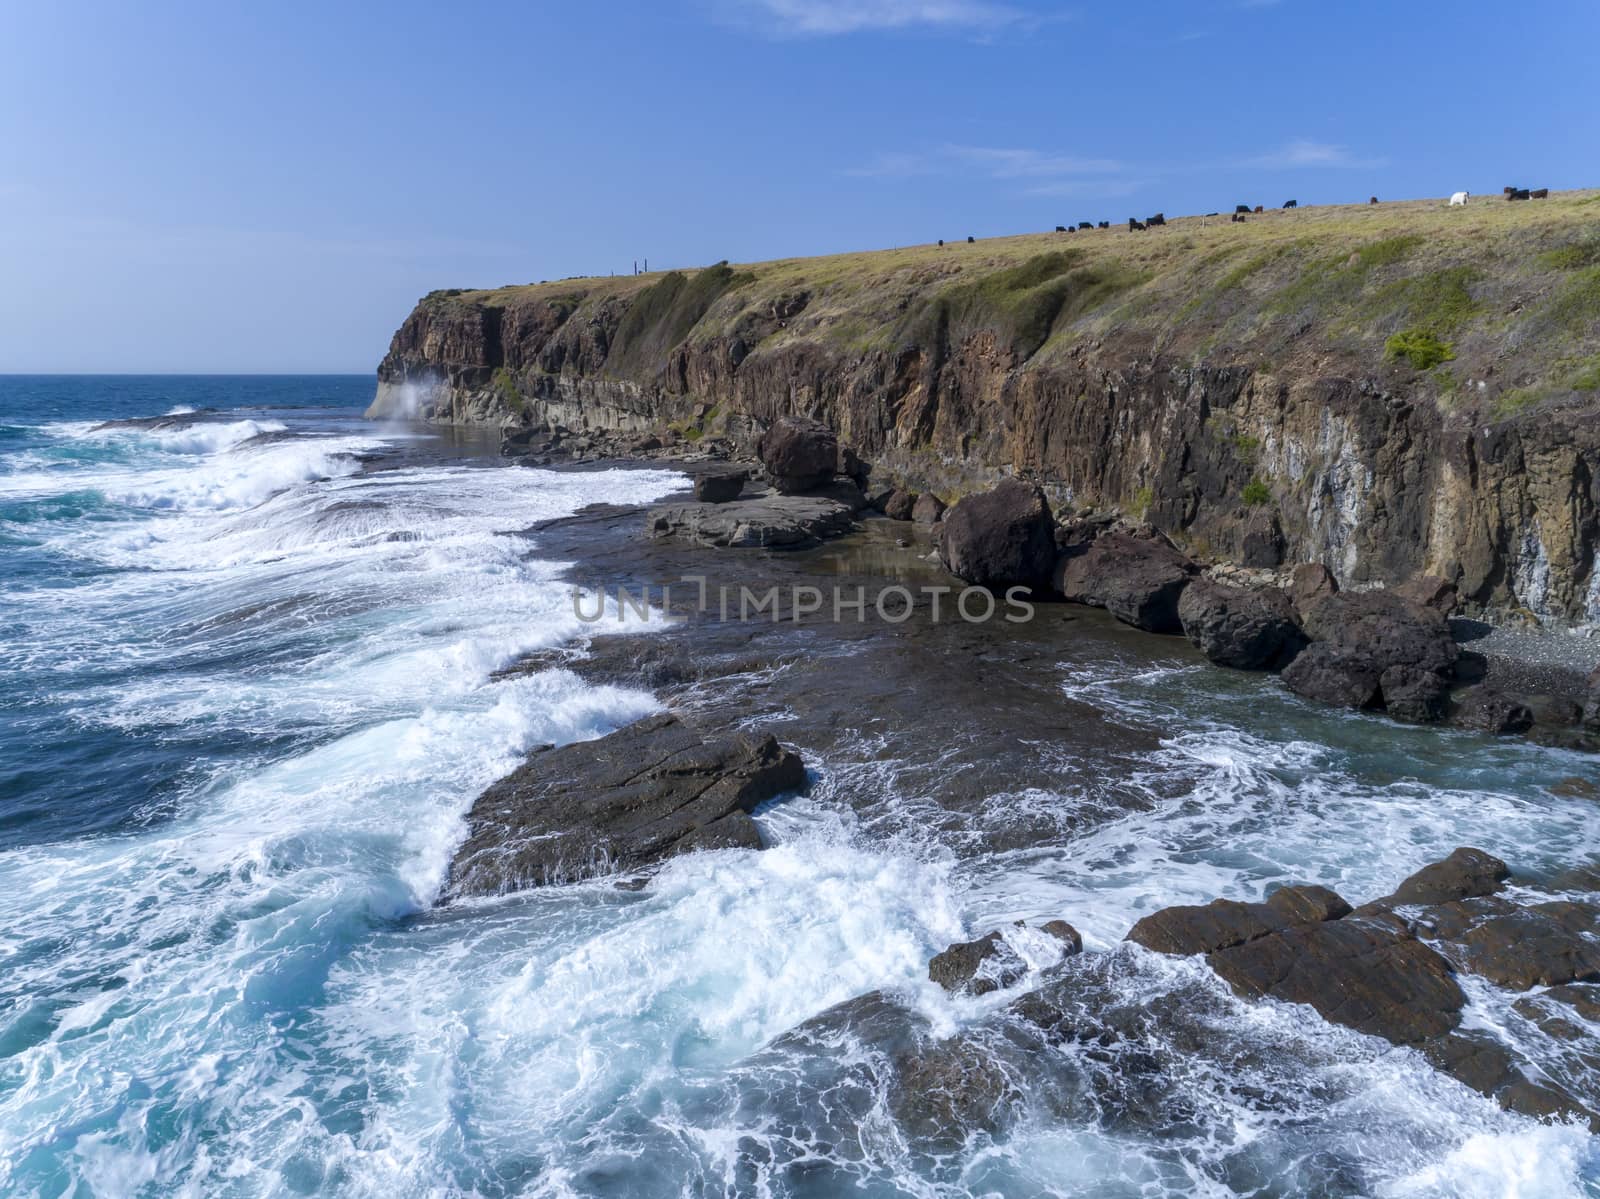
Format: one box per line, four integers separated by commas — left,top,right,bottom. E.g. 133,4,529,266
0,377,1596,1197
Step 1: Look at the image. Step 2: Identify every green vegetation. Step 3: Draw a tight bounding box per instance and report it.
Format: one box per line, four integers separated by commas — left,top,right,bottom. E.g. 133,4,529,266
1539,239,1600,271
1546,267,1600,331
1130,485,1154,518
1241,478,1273,506
1354,234,1424,269
1386,329,1455,370
1569,355,1600,391
1382,266,1481,333
905,251,1145,358
493,367,524,411
606,262,740,377
1232,433,1261,462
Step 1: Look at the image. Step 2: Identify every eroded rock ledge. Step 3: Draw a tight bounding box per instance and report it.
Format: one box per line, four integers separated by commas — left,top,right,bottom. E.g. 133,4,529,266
871,847,1600,1152
445,713,806,897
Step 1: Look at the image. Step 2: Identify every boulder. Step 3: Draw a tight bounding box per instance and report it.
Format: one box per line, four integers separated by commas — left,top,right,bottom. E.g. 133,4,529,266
938,480,1057,590
890,1036,1022,1147
1383,665,1453,722
928,932,1025,995
837,444,870,485
1236,508,1285,568
1288,563,1339,615
1281,590,1458,718
447,713,805,895
882,489,917,521
757,417,839,493
1380,847,1510,907
912,493,947,524
692,468,749,504
1207,909,1465,1045
1128,885,1351,956
1178,580,1307,670
1394,573,1458,615
1040,920,1083,953
1450,685,1535,734
1053,532,1198,632
646,491,857,550
1582,664,1600,732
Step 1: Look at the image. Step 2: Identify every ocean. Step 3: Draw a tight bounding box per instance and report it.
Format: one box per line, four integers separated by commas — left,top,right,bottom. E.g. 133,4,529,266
0,376,1596,1197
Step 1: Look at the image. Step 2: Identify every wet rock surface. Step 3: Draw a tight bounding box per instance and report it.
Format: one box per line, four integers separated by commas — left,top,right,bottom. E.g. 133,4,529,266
646,485,862,549
447,713,806,895
1178,579,1307,670
1054,531,1199,633
1282,589,1458,717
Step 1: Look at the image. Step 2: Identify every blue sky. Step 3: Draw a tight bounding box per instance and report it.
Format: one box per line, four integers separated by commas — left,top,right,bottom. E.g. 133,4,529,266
2,0,1595,373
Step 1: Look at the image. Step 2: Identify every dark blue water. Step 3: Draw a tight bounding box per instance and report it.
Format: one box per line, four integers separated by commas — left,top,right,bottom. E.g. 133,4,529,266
0,377,1595,1196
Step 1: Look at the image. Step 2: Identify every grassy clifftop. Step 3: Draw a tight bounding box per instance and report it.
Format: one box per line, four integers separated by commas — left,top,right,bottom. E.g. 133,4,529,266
435,190,1600,421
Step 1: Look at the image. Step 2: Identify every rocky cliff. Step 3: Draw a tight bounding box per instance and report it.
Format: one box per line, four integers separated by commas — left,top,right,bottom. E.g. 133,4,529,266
372,193,1600,623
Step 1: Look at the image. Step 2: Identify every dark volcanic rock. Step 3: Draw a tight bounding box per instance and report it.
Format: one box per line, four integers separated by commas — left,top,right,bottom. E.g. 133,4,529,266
757,416,839,493
693,468,749,503
1394,573,1459,615
882,489,917,521
1449,685,1535,734
911,493,947,524
1178,580,1307,670
1288,563,1339,616
1282,642,1383,708
1381,847,1510,907
1040,920,1083,953
1207,910,1465,1045
1421,898,1600,990
928,932,1025,996
1282,590,1458,717
1128,885,1351,956
646,491,857,549
447,713,805,895
890,1035,1023,1147
1053,532,1198,632
938,480,1056,590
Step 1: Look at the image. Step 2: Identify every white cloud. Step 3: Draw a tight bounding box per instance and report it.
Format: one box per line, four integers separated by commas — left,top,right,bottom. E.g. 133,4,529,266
727,0,1032,36
1239,139,1385,169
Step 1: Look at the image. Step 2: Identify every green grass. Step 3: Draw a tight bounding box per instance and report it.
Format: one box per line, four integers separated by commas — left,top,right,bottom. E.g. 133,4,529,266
1380,266,1481,333
1539,240,1600,271
1386,329,1455,370
1546,267,1600,331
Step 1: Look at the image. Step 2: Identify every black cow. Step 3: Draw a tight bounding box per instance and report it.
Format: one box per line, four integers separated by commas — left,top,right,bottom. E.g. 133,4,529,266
1254,205,1264,214
1370,196,1379,205
1504,186,1518,195
1231,212,1247,223
1283,200,1298,209
967,235,975,243
938,239,944,247
1055,225,1067,232
1147,213,1166,226
1098,221,1109,229
1128,218,1146,231
1531,188,1549,200
1507,189,1531,201
1235,204,1252,214
1078,221,1094,230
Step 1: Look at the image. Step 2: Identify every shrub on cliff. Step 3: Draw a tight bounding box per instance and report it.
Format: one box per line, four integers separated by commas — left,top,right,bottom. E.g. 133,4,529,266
1386,329,1455,371
1241,478,1273,506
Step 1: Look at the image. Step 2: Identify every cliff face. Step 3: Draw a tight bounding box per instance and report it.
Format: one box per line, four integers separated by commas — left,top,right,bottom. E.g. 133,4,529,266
372,195,1600,624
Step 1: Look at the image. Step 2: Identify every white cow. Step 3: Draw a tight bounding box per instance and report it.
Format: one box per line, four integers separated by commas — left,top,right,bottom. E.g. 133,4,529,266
1450,191,1470,207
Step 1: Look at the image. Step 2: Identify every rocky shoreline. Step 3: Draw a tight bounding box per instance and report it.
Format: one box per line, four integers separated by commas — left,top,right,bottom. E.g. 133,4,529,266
430,418,1600,1152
